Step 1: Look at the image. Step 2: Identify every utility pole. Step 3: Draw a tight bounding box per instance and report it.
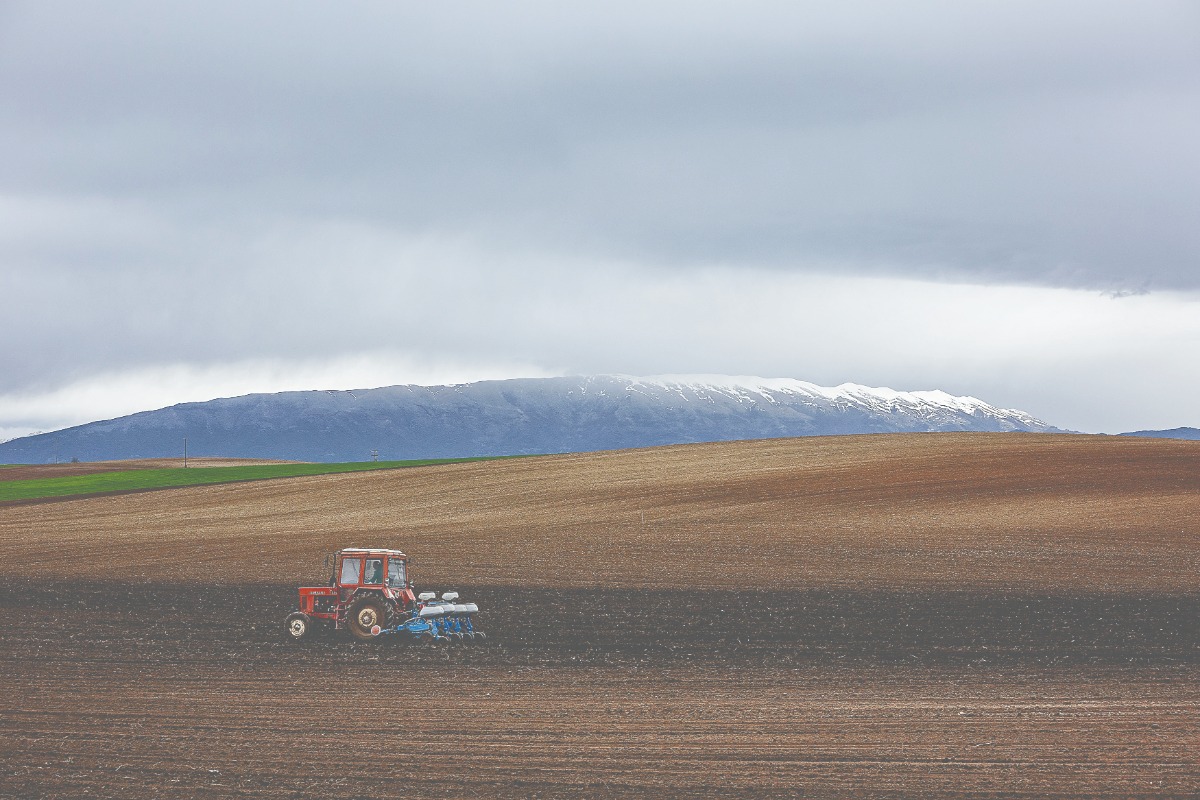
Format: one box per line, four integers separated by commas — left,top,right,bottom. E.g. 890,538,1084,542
371,449,379,462
183,437,188,468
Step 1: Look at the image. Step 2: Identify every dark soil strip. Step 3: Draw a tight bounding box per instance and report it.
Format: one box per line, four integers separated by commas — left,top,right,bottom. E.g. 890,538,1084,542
3,582,1196,668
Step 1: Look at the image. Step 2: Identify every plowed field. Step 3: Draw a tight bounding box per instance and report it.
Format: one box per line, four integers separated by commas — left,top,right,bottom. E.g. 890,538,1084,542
2,433,1198,798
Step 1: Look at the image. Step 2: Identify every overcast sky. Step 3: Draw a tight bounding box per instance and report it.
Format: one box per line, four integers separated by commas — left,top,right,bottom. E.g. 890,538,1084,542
2,0,1199,439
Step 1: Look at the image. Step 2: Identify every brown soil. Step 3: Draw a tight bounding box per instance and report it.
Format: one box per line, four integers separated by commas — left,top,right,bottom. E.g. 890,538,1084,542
2,433,1197,592
2,582,1197,799
2,433,1198,798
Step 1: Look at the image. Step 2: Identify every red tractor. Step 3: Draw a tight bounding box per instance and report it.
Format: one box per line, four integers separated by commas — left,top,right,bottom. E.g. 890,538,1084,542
284,547,483,643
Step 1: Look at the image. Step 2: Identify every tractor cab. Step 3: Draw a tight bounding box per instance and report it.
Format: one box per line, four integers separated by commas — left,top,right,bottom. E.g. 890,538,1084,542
331,547,413,601
334,549,397,586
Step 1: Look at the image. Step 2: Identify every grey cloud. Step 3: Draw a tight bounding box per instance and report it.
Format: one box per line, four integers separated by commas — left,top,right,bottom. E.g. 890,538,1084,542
2,0,1200,404
7,0,1190,293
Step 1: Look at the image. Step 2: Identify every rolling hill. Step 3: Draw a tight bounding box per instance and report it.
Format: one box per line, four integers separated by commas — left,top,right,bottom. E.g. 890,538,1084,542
1121,426,1200,440
3,432,1194,592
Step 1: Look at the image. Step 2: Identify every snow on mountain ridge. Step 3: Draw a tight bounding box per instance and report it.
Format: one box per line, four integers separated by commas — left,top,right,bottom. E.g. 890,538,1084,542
614,374,1004,415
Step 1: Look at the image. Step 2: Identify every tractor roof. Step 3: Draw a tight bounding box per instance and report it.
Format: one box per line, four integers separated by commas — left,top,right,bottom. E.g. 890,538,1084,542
338,547,407,557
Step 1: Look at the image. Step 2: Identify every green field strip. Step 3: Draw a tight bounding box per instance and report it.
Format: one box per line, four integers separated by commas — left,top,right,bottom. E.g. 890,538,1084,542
0,457,511,502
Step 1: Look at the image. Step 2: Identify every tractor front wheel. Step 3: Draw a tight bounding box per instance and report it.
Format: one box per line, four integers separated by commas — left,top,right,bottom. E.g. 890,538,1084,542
347,597,389,641
285,612,312,641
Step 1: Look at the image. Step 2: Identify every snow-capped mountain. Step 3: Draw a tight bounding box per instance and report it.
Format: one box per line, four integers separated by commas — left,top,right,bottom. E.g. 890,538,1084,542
0,375,1062,464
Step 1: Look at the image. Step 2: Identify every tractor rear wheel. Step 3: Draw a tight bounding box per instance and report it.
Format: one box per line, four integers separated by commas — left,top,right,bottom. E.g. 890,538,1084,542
347,597,390,641
285,612,312,641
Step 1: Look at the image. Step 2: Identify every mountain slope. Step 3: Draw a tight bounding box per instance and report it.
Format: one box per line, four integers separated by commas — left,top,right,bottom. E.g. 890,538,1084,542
1120,427,1200,441
0,375,1061,463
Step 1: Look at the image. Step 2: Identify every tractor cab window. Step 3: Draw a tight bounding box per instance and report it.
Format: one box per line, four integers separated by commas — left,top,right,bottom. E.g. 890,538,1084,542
363,559,383,585
339,557,362,585
387,559,406,588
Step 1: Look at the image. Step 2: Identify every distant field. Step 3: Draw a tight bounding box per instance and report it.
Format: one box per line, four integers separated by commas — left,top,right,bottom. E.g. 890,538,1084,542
0,456,511,503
